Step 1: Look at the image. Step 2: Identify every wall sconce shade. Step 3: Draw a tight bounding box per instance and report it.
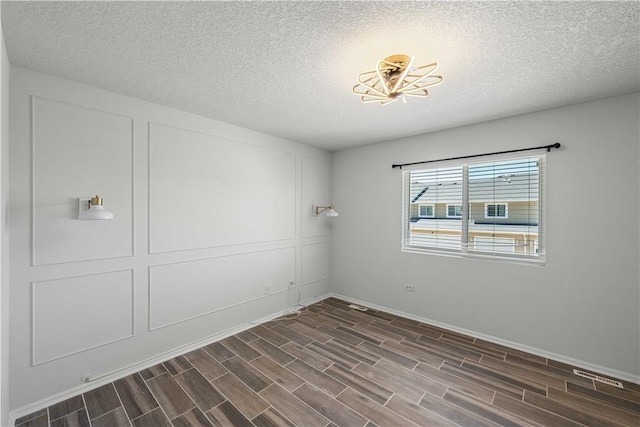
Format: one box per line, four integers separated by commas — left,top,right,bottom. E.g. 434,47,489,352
314,204,339,217
78,195,114,220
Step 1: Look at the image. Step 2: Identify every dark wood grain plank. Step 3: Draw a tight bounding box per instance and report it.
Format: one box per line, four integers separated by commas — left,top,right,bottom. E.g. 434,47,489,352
352,322,405,341
414,361,496,403
16,413,49,427
458,360,547,396
287,322,333,343
353,363,426,403
284,359,346,397
389,318,443,339
83,383,122,420
480,354,565,389
249,325,290,347
236,330,259,343
357,340,418,369
594,381,640,403
289,313,324,329
139,364,168,381
566,381,640,414
248,338,295,365
206,401,254,427
441,362,526,401
251,407,295,427
50,408,90,427
183,348,228,381
493,392,585,427
417,335,484,361
547,386,640,427
335,325,383,345
163,355,192,375
523,389,627,427
172,407,214,427
48,395,85,421
15,409,48,426
130,408,172,427
250,355,304,392
211,373,269,420
223,356,273,392
374,358,448,397
419,393,501,427
221,336,262,361
336,387,417,427
385,394,459,427
381,339,448,368
146,373,196,419
271,325,313,346
371,320,423,340
317,325,364,346
114,373,159,420
293,383,367,427
203,342,236,363
443,389,536,427
325,363,393,405
90,407,131,427
323,338,380,365
258,384,329,427
306,341,360,369
281,342,332,370
174,369,226,412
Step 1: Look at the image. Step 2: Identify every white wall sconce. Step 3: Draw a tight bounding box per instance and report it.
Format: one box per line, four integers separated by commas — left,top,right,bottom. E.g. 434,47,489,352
78,195,114,220
314,204,339,217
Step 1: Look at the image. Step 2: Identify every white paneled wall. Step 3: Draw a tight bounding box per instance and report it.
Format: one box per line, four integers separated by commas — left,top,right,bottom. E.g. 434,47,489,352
8,67,331,413
32,97,134,265
149,248,295,330
149,123,296,253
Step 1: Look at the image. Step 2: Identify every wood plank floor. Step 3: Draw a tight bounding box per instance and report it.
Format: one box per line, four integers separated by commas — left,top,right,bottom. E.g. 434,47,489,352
16,297,640,427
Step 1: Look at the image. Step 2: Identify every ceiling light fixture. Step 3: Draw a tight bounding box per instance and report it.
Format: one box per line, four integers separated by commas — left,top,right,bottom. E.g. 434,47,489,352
353,54,443,105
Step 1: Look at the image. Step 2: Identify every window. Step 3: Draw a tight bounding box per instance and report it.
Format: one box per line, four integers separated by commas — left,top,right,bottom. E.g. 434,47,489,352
446,204,462,217
418,204,434,218
403,155,544,262
485,203,508,218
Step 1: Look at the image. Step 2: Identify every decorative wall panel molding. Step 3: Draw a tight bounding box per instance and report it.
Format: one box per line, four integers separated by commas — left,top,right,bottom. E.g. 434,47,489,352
301,156,331,238
149,123,296,253
32,96,134,265
301,242,329,286
149,247,296,330
32,270,135,365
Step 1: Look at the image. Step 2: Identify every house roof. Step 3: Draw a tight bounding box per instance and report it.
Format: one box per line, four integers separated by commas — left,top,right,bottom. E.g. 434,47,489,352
411,173,539,204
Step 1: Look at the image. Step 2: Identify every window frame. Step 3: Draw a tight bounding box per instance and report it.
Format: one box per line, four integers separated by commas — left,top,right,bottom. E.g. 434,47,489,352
417,204,435,218
402,153,545,265
484,203,508,219
446,204,462,218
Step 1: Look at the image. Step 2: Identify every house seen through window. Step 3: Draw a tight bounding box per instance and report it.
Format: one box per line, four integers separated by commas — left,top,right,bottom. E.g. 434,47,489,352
403,155,544,262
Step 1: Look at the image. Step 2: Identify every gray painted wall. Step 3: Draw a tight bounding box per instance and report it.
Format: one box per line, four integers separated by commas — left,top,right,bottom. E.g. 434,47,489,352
331,93,640,379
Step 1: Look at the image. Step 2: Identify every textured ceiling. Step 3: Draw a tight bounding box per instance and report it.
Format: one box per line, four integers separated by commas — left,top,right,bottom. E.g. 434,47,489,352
2,1,639,151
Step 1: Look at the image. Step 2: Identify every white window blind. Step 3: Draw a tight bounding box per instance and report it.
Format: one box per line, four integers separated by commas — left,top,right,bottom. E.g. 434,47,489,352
404,155,545,262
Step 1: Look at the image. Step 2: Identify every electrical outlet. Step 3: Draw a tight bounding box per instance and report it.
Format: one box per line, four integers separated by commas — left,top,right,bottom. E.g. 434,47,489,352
404,283,415,292
265,285,271,295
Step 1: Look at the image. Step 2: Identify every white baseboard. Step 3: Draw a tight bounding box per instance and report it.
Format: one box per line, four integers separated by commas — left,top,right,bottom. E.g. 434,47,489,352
9,293,330,426
330,293,640,385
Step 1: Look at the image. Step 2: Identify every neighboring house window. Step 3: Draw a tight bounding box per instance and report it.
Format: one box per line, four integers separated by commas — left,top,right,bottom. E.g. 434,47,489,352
446,204,462,217
418,204,434,217
485,203,508,218
403,155,544,263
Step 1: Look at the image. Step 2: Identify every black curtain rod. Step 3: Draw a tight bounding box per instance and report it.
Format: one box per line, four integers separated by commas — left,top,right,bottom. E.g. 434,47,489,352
391,142,561,169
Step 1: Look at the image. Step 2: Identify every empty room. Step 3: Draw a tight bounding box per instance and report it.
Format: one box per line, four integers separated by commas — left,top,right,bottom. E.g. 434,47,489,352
0,1,638,426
